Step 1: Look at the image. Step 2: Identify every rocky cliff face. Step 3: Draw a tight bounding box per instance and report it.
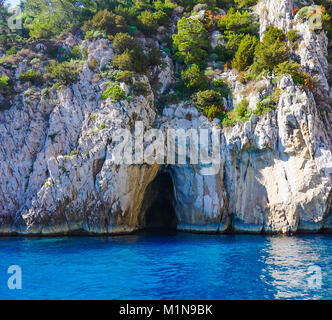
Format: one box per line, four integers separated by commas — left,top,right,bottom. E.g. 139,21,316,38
0,0,331,235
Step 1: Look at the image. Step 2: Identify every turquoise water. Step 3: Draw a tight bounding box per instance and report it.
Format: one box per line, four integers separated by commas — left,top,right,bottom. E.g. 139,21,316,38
0,232,331,300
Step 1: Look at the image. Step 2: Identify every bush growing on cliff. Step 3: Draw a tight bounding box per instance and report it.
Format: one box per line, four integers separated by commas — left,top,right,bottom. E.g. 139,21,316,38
116,70,133,84
19,70,42,84
194,89,225,120
172,17,210,66
246,26,290,79
274,60,314,89
181,64,207,90
254,96,275,116
234,0,258,8
232,34,258,71
137,10,158,35
132,81,150,97
46,61,80,86
82,9,128,36
218,8,257,34
0,75,11,91
112,33,149,72
101,84,126,101
112,33,136,53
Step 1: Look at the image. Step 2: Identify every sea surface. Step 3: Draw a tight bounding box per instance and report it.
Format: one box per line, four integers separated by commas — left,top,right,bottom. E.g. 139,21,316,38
0,232,331,300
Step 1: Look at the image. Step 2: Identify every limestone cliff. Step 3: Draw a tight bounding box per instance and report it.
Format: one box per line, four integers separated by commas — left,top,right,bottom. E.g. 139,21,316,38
0,0,331,235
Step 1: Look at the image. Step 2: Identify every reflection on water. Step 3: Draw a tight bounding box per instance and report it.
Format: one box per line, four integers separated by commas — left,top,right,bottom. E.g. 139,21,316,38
0,233,331,299
260,236,330,299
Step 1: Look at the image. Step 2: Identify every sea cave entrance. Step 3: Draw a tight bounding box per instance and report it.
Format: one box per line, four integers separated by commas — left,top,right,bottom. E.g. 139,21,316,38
140,172,177,231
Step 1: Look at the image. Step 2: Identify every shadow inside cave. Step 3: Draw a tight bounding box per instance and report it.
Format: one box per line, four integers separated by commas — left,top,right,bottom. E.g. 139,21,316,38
139,172,178,232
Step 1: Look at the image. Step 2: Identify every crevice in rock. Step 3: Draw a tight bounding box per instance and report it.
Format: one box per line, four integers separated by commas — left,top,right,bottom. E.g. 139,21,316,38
138,171,177,231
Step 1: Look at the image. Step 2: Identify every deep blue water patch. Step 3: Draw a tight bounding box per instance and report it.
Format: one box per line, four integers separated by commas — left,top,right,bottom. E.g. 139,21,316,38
0,233,331,300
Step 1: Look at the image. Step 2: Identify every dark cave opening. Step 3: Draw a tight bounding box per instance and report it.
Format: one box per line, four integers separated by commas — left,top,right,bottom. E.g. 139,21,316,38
142,172,178,231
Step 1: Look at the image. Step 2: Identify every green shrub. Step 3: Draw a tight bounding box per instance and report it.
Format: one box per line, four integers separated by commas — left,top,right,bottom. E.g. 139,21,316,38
138,10,158,35
6,47,16,56
148,45,163,67
224,32,246,57
19,70,42,84
234,99,251,121
112,33,136,53
246,26,289,79
84,30,108,40
218,8,257,34
181,64,206,90
116,70,133,84
89,58,99,71
70,45,82,60
235,0,258,8
132,81,150,97
101,84,126,101
195,89,223,109
0,75,11,91
172,17,210,66
153,10,171,27
112,50,135,71
232,34,258,71
83,9,128,35
254,97,275,116
222,99,252,126
82,46,88,60
112,33,149,72
287,30,300,43
46,61,80,86
274,60,314,88
212,78,231,98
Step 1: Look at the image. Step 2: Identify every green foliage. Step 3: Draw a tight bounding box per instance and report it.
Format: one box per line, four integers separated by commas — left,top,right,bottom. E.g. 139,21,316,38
46,61,80,86
19,70,42,84
232,34,258,71
286,30,300,43
148,45,163,67
218,8,257,34
116,70,133,84
274,60,302,79
221,98,252,126
0,75,11,91
70,150,78,156
234,99,250,120
83,9,128,35
212,78,231,98
6,47,17,56
194,89,225,120
254,96,275,116
224,32,245,56
274,60,313,88
89,58,99,71
234,0,258,8
101,84,126,101
172,17,210,66
112,32,136,53
70,45,82,60
181,64,206,90
138,10,158,35
195,89,223,108
24,0,91,38
132,81,150,97
82,46,88,60
113,49,135,71
153,0,177,14
246,26,289,79
112,33,149,72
